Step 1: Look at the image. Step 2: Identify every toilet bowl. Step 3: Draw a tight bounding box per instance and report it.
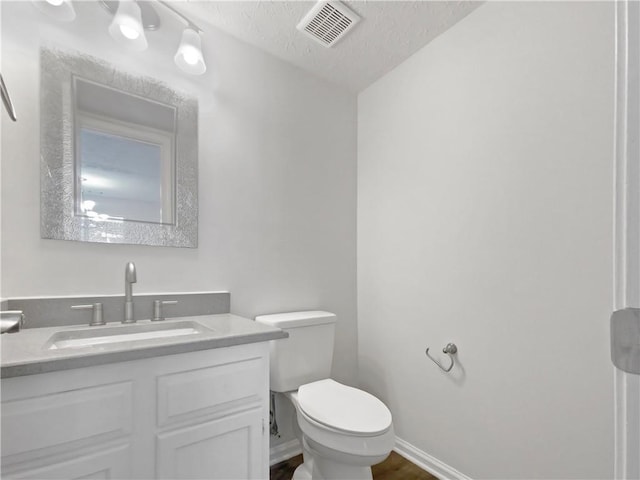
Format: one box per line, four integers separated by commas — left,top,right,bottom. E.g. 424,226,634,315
255,311,394,480
287,379,394,480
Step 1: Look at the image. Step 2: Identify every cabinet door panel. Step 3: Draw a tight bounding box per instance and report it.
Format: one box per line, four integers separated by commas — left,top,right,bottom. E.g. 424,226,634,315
157,357,263,427
4,443,132,480
157,408,264,480
1,382,132,460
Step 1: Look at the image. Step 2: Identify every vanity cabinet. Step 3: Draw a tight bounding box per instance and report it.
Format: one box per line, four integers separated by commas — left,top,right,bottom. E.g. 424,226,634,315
1,342,270,479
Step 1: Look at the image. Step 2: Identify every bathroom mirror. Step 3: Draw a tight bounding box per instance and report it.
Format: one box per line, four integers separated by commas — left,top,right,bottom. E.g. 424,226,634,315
40,48,198,247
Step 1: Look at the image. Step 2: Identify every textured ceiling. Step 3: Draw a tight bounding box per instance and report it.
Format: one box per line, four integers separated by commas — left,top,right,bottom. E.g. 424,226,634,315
179,1,482,92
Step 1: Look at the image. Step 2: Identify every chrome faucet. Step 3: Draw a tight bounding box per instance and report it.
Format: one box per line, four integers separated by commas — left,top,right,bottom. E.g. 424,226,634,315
124,262,137,323
1,311,24,333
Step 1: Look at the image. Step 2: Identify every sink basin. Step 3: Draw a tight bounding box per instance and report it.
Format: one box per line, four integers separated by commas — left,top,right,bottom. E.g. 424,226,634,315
46,321,210,350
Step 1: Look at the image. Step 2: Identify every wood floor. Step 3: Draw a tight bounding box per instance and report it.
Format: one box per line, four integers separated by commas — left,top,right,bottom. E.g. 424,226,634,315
270,451,438,480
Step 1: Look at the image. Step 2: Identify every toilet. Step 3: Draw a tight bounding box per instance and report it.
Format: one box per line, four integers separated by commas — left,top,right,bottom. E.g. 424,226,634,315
255,311,394,480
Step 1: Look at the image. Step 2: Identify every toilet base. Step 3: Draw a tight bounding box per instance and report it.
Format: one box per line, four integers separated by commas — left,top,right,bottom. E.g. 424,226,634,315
312,458,373,480
307,438,377,480
291,435,375,480
293,462,312,480
293,459,372,480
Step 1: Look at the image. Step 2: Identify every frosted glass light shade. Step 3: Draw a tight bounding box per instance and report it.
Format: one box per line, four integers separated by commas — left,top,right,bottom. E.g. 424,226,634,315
174,28,206,75
108,0,148,51
32,0,76,22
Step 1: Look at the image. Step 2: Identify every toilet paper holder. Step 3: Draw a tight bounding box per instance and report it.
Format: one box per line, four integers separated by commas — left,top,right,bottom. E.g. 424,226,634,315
425,343,457,372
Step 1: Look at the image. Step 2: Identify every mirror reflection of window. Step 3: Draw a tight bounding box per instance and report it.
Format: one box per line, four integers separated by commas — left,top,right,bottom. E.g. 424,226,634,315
78,128,167,223
73,77,176,225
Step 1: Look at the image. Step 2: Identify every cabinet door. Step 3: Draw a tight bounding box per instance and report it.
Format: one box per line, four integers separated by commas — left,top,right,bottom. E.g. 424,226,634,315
156,408,265,480
1,381,132,460
4,443,132,480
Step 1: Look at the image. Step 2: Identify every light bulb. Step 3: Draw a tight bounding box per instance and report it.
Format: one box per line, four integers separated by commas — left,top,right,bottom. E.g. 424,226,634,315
81,200,96,211
119,24,140,40
182,47,199,66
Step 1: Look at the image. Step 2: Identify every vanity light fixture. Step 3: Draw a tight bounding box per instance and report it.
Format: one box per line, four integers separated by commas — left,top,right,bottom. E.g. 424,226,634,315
31,0,76,22
106,0,207,74
108,0,148,52
33,0,206,76
157,1,207,75
174,28,206,75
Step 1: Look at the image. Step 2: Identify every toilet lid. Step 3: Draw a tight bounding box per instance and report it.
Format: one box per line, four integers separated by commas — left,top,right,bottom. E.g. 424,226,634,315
297,379,392,435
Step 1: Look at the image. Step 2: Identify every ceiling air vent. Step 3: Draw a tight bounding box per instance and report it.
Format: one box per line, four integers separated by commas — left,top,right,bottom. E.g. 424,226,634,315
297,1,361,48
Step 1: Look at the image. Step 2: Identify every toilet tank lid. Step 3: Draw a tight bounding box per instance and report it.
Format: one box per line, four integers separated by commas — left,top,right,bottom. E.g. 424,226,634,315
255,311,336,328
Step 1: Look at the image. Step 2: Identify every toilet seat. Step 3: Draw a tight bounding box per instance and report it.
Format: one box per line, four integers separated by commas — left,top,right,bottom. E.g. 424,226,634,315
297,379,392,436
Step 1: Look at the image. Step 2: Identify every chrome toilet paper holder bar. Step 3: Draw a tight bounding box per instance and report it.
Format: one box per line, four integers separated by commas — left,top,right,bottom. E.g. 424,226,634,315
426,343,457,372
0,73,17,122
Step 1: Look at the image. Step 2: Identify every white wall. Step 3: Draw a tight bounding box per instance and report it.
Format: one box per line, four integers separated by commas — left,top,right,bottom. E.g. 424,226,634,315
0,1,357,388
358,2,614,478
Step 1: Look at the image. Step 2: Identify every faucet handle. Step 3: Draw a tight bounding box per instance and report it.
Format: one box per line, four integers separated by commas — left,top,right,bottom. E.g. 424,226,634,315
152,300,178,321
71,303,104,326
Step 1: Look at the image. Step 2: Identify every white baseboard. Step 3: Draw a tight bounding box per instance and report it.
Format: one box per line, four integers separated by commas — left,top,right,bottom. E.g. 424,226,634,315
268,435,469,479
270,438,302,466
394,436,471,480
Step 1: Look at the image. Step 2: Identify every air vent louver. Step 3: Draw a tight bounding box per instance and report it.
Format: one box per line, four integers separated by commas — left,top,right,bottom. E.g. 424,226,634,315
297,1,361,48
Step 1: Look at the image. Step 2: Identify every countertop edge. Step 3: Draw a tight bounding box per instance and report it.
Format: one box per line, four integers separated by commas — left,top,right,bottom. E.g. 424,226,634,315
1,329,287,379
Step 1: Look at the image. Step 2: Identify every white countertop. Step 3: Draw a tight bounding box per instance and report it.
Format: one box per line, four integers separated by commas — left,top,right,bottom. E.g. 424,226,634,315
1,314,287,378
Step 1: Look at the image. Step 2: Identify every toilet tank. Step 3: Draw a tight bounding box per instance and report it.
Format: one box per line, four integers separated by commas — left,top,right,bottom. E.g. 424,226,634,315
255,311,336,392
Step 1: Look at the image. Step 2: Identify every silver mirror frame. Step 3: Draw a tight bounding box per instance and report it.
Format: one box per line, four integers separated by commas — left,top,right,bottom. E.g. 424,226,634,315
40,48,198,248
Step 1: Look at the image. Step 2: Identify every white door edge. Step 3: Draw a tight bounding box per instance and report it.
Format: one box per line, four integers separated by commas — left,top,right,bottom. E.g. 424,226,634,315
614,1,640,478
